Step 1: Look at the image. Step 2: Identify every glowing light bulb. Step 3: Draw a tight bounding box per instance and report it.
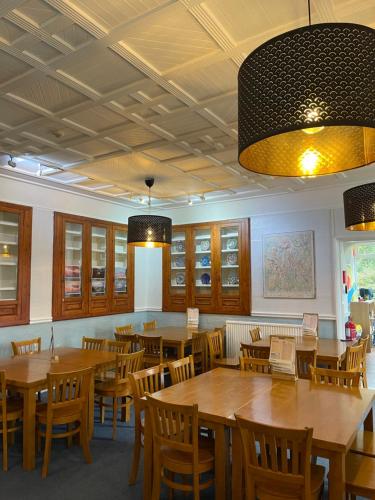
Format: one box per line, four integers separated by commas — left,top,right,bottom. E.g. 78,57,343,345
302,126,324,135
145,241,155,248
300,149,319,176
2,244,9,256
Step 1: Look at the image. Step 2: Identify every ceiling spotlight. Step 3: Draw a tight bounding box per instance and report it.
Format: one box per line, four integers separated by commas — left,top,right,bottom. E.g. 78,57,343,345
7,155,16,168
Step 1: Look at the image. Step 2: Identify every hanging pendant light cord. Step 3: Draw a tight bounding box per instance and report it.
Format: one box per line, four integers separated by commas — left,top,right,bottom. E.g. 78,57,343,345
308,0,312,26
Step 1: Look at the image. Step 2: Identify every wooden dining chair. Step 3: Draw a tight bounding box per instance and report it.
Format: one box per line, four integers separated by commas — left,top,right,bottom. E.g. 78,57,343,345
115,324,133,334
105,340,131,354
249,327,261,343
11,337,41,356
81,337,105,351
36,367,93,478
239,356,272,374
192,331,208,374
206,330,223,369
146,393,215,499
114,333,139,352
240,341,269,359
296,349,317,379
138,335,163,368
0,371,23,471
310,366,361,387
143,320,157,331
234,417,325,499
128,364,165,485
357,336,369,388
95,350,144,439
346,452,375,499
168,355,195,385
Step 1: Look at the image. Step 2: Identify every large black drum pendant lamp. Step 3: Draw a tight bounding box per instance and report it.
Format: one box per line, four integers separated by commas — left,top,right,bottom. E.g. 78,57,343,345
343,182,375,231
238,1,375,177
128,178,172,248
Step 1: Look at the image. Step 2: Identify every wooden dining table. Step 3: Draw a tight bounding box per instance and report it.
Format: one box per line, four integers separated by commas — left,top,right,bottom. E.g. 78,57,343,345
0,347,116,471
144,368,375,500
250,337,354,368
137,326,204,359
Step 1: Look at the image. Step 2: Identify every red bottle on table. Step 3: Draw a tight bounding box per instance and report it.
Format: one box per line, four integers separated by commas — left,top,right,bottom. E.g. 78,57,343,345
345,316,357,340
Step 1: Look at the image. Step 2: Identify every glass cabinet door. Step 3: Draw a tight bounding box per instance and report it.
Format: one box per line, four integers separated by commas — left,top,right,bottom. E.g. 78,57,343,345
91,226,107,296
170,229,187,296
0,211,19,301
114,229,127,294
220,225,240,296
64,222,83,298
194,227,212,296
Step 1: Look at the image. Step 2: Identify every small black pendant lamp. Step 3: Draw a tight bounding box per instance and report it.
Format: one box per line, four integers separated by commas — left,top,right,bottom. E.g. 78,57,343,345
127,178,172,248
238,0,375,177
343,182,375,231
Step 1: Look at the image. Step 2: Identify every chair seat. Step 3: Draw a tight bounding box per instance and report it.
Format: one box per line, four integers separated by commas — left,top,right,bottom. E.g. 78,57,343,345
213,357,240,369
95,379,131,397
257,464,325,499
0,398,23,420
351,430,375,457
160,445,214,475
36,403,81,425
346,452,375,498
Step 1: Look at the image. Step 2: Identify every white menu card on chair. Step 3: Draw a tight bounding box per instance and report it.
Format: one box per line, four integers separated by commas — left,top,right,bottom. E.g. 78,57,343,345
187,308,199,328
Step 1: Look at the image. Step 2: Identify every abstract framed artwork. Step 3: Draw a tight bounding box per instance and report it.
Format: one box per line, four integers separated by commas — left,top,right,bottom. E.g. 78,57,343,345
263,230,315,299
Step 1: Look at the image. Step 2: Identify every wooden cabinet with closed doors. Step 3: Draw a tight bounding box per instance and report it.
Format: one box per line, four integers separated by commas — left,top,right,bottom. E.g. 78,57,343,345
163,218,250,315
0,201,32,326
53,213,134,321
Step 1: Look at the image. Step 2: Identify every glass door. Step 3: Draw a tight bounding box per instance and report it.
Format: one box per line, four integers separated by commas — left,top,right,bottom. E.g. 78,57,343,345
0,210,19,301
64,222,83,298
220,225,240,297
91,226,107,297
114,228,127,295
170,229,187,296
193,226,213,301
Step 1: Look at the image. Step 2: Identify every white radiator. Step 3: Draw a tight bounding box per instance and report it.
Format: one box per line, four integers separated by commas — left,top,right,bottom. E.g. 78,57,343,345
225,320,302,357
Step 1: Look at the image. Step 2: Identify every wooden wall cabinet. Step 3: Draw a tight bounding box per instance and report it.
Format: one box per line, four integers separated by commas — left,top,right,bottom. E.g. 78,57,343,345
163,218,250,315
0,201,32,326
53,213,134,321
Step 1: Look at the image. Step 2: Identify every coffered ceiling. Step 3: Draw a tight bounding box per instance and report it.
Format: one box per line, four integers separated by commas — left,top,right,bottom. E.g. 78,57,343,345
0,0,374,208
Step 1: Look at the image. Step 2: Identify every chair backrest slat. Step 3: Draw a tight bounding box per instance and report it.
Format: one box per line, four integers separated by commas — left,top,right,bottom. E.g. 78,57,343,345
105,340,131,354
47,367,92,410
346,343,365,371
240,356,272,374
138,335,163,367
11,337,41,356
206,330,223,369
129,364,165,399
168,356,195,385
115,324,133,335
296,349,317,379
310,366,360,387
81,337,105,351
143,320,157,331
241,342,269,359
115,351,144,386
235,416,313,499
114,333,139,352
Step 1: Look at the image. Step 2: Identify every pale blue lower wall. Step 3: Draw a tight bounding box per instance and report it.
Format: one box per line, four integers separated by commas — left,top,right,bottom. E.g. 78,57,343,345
147,312,336,339
0,312,148,358
0,310,336,358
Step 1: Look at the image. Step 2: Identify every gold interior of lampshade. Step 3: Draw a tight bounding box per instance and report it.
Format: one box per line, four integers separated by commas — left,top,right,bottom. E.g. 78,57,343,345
127,241,170,248
239,126,375,176
347,221,375,231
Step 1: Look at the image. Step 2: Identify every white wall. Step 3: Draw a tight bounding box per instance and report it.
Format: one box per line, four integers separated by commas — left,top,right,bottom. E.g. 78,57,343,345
0,173,146,323
2,172,365,339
